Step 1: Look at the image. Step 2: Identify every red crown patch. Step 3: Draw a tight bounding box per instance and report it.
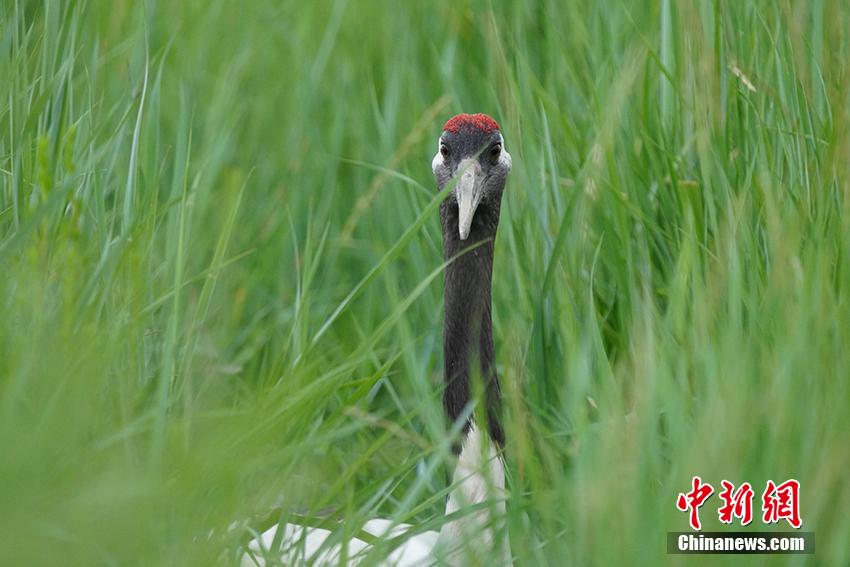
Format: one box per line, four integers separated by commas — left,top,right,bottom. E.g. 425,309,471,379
443,113,500,133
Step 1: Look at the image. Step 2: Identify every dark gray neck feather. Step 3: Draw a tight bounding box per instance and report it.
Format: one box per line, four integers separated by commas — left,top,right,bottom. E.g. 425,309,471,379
440,197,504,452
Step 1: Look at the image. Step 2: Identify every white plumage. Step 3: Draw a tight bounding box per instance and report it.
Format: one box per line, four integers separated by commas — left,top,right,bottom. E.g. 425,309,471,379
241,425,508,566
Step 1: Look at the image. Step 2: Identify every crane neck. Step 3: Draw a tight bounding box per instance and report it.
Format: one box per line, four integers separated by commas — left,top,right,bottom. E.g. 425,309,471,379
440,197,504,450
435,423,509,563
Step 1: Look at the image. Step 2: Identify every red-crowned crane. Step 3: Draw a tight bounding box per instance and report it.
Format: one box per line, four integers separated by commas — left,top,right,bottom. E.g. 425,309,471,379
243,113,513,566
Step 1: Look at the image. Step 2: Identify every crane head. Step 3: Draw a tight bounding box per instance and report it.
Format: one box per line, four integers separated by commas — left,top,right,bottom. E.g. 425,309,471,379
432,113,512,240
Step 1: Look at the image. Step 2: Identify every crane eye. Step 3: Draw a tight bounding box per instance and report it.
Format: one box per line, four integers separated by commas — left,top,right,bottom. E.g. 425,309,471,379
440,144,450,158
489,144,502,160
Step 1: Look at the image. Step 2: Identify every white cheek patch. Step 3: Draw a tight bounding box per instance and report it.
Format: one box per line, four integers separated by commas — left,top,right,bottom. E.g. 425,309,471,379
496,134,512,172
499,149,512,171
432,151,444,175
432,137,445,176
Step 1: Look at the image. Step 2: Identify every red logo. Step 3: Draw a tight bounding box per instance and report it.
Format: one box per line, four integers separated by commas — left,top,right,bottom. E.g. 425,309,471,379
676,476,714,531
676,477,802,530
762,479,802,528
718,480,754,526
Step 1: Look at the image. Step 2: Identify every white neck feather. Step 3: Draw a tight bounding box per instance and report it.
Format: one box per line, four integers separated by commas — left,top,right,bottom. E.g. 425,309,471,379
242,423,511,567
436,422,510,565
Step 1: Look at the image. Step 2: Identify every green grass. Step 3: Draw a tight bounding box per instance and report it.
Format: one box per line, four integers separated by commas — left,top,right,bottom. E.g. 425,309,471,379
2,0,849,565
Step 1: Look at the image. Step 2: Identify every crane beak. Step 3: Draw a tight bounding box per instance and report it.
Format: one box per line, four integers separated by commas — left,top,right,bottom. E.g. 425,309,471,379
455,158,485,240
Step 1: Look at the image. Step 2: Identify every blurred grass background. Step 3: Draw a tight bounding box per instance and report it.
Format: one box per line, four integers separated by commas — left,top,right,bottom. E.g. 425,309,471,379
1,0,849,565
